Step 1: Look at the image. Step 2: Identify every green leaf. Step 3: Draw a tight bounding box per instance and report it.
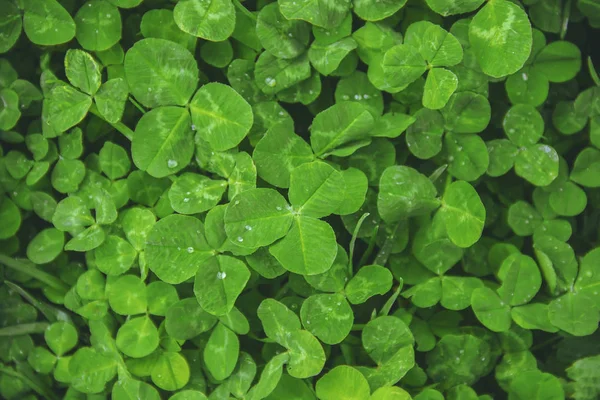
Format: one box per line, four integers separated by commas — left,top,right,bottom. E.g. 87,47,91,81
289,161,345,218
256,3,310,59
440,180,486,248
377,165,440,223
254,52,311,95
22,0,75,46
441,276,483,311
224,188,294,248
469,0,532,78
446,133,489,182
99,141,130,180
0,88,20,130
151,351,190,391
279,0,350,29
571,147,600,187
140,9,196,52
566,354,600,400
487,139,519,177
0,0,22,53
505,67,549,107
253,123,314,188
64,50,102,96
497,254,542,306
106,274,147,315
549,292,599,336
310,102,374,157
382,45,427,89
417,23,464,67
146,214,214,284
43,85,92,134
508,370,565,400
533,41,581,83
548,181,587,217
441,91,491,134
194,255,250,316
362,316,414,365
345,265,393,304
26,228,64,265
94,78,129,123
69,347,117,394
45,322,78,356
124,38,199,108
246,353,289,400
165,298,217,340
426,334,491,390
270,215,338,275
316,365,370,400
514,144,559,187
308,37,357,76
190,83,253,151
74,0,121,52
95,235,137,276
285,330,326,379
168,173,227,214
204,323,239,381
116,316,159,358
503,104,545,146
132,106,194,178
354,0,407,21
257,299,301,345
300,293,353,344
423,68,458,109
174,0,235,41
471,287,512,332
425,0,484,16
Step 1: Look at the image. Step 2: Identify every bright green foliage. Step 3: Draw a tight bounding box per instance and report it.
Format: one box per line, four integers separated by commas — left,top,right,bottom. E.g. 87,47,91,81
1,1,599,399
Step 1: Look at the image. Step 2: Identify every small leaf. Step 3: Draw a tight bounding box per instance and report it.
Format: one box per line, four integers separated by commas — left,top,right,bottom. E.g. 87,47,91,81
440,180,486,248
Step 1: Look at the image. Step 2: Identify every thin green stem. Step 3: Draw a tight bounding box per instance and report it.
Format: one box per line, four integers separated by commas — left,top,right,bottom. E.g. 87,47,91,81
0,254,69,293
0,365,58,400
128,96,146,114
233,0,257,21
348,213,370,275
88,104,134,141
0,323,49,336
358,225,379,267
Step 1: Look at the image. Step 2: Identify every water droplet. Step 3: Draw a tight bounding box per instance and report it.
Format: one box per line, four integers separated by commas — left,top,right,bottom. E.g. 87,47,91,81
459,349,464,354
354,94,361,100
278,111,285,116
235,200,240,205
265,77,277,87
337,302,341,306
245,225,252,231
237,237,244,242
276,206,282,211
363,94,370,99
177,247,181,250
586,271,593,277
183,198,190,203
191,124,196,131
457,146,463,151
522,73,528,81
288,33,293,38
106,13,111,18
187,247,194,253
481,357,486,362
306,320,311,324
217,271,227,279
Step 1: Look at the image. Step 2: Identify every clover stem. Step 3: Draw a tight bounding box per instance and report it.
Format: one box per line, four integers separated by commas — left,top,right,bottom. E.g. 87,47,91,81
0,254,69,293
0,322,49,336
358,224,379,268
128,96,147,114
348,212,370,275
233,0,257,21
0,364,59,400
88,104,134,141
373,222,400,267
